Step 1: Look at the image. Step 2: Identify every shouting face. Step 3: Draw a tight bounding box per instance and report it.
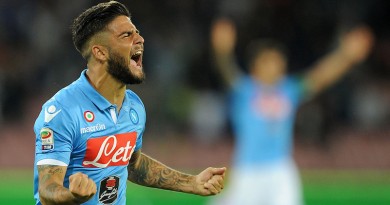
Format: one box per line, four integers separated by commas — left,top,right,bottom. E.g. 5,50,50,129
104,15,145,84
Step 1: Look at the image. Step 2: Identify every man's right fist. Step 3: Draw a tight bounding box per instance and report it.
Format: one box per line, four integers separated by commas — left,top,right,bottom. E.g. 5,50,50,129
69,172,97,203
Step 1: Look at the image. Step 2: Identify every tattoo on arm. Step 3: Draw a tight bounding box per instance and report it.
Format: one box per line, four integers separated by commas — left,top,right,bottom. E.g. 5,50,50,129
128,152,195,193
38,165,76,205
38,165,63,184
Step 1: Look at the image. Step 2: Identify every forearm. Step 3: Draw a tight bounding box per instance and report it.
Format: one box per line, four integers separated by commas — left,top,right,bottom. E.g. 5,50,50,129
37,165,79,205
211,18,240,88
305,26,373,94
128,153,196,194
213,52,241,88
39,185,78,205
305,50,355,94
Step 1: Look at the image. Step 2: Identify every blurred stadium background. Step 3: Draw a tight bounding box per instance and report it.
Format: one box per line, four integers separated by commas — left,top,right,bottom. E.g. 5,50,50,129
0,0,389,204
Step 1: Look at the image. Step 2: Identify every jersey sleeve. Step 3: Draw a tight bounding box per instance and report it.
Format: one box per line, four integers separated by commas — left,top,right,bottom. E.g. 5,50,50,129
126,90,146,152
287,75,309,104
34,99,76,166
134,104,145,152
134,128,143,152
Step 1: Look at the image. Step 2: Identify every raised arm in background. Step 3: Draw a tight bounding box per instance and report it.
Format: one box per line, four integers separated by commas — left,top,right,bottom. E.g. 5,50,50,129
303,26,374,95
211,18,241,88
211,18,374,96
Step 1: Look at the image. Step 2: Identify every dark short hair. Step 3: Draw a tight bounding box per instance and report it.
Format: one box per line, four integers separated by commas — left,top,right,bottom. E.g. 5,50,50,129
246,39,288,67
71,1,130,59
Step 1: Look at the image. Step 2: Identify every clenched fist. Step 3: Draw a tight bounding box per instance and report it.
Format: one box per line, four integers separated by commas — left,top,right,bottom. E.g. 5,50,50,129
69,172,97,203
194,167,226,196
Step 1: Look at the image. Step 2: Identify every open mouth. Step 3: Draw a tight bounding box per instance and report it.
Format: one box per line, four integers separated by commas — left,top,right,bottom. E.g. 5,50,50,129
131,51,143,68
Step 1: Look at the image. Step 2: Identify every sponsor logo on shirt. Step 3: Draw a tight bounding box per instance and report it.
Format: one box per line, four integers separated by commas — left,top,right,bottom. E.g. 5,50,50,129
99,176,119,204
82,132,137,168
80,123,106,134
252,93,292,120
44,105,61,123
40,128,54,150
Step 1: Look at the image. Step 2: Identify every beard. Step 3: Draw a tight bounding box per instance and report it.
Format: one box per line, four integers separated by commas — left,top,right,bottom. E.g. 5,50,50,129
107,50,145,85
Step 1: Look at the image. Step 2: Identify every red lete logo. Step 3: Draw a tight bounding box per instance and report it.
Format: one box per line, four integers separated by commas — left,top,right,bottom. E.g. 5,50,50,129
82,132,137,168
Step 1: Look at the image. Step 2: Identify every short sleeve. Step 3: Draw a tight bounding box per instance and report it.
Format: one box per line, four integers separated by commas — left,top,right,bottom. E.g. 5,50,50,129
287,75,310,104
126,90,146,152
34,100,75,165
134,129,143,152
133,107,145,152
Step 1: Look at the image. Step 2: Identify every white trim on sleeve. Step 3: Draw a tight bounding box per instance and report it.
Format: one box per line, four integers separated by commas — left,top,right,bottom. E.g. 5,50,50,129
36,159,68,166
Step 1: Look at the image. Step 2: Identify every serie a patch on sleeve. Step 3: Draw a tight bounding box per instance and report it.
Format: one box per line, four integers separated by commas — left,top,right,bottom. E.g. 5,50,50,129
40,128,54,150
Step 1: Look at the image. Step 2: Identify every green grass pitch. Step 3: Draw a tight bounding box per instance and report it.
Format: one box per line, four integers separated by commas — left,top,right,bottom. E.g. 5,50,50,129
0,169,389,205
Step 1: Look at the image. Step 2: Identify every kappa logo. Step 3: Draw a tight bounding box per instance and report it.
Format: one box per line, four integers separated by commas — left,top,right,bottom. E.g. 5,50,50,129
40,128,54,150
44,105,61,123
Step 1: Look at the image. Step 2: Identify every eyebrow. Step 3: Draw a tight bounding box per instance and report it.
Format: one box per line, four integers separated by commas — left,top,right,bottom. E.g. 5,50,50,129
118,29,140,37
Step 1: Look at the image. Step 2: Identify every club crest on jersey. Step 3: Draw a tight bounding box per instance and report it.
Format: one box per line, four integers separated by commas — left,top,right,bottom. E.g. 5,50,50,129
130,108,139,124
84,111,95,122
40,128,54,150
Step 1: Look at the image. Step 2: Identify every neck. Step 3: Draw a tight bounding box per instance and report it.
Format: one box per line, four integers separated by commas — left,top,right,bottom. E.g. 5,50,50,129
252,75,278,86
86,67,126,112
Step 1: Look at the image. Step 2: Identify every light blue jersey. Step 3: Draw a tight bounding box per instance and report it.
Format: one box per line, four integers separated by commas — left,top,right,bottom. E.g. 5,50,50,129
230,75,305,167
33,70,146,205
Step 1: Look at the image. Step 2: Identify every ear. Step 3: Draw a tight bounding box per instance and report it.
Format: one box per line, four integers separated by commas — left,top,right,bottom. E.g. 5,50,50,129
91,45,109,62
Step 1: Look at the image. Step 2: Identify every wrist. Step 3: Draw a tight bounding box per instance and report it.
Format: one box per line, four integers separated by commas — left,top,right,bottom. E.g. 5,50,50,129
70,193,91,205
187,175,198,194
176,174,197,194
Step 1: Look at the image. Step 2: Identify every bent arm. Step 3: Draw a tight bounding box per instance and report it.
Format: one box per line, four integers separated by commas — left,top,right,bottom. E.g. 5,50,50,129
211,18,242,88
37,165,77,205
127,150,196,194
304,26,374,95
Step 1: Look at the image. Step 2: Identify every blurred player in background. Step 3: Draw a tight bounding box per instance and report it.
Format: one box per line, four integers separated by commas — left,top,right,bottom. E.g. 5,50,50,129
33,1,225,205
209,18,373,205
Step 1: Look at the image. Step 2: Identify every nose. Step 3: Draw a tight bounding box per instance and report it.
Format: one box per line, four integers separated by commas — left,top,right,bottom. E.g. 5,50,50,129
135,33,144,45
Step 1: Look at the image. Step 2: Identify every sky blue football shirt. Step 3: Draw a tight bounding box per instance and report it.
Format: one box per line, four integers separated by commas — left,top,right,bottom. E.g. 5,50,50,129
33,70,146,205
230,75,305,167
